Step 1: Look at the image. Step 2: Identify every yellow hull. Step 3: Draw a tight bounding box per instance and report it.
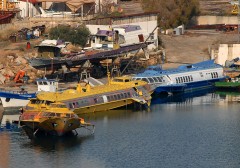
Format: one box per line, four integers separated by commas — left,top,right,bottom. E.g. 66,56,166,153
73,99,136,114
21,118,80,136
39,118,80,136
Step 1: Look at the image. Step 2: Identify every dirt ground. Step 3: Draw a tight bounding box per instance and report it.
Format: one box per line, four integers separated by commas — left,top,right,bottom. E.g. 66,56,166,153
199,0,232,15
160,29,239,69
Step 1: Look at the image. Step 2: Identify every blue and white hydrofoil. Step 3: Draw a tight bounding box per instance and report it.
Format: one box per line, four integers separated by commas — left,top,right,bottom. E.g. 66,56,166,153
133,60,226,94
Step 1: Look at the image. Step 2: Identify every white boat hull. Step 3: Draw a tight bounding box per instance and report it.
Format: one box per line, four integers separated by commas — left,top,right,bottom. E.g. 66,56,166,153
0,97,30,109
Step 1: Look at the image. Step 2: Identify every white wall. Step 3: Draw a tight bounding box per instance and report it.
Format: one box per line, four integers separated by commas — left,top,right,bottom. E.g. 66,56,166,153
212,44,240,66
18,1,39,18
86,20,158,50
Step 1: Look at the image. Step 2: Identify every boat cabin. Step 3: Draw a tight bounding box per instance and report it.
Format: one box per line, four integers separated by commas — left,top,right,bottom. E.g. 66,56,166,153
36,78,58,92
110,76,143,86
35,39,69,58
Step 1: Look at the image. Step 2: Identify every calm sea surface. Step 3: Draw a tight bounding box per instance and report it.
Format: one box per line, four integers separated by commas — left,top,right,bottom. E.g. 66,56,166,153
1,90,240,168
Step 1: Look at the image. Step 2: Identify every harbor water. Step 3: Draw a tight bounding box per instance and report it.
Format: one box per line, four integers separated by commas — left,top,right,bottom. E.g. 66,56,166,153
1,90,240,168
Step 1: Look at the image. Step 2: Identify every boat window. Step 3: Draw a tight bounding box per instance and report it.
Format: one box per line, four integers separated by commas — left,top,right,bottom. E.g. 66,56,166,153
142,78,150,83
124,93,128,98
153,77,159,82
75,102,79,107
56,113,61,117
72,102,76,108
114,95,117,100
162,77,166,82
127,92,131,97
107,96,110,101
69,103,73,109
180,77,183,83
185,76,188,82
94,98,98,103
49,113,55,117
157,77,162,82
200,72,203,77
117,94,121,100
216,72,218,78
66,114,70,117
111,95,114,101
46,101,51,105
113,79,123,82
190,75,193,81
120,93,124,99
187,76,190,82
43,112,50,116
148,78,154,83
125,79,130,82
176,78,178,83
30,99,37,104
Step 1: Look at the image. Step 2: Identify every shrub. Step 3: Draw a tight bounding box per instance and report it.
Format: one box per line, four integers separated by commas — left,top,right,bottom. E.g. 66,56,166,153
141,0,200,29
49,25,90,47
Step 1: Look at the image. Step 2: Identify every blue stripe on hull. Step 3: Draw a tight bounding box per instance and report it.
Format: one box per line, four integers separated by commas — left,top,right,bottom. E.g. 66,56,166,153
0,92,36,100
155,78,225,94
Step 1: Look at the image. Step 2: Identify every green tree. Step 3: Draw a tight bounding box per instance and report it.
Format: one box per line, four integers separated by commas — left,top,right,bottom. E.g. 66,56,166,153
141,0,200,28
49,25,90,47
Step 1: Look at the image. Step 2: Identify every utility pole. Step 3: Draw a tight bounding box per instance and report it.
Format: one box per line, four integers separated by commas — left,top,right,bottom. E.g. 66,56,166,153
239,0,240,43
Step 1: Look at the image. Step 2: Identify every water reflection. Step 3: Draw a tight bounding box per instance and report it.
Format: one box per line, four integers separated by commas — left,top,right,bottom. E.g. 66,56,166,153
216,91,240,102
152,88,217,105
78,108,150,122
1,89,240,168
21,133,95,152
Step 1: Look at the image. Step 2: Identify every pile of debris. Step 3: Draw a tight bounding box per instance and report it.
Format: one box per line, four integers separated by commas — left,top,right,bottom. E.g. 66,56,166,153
0,53,45,85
